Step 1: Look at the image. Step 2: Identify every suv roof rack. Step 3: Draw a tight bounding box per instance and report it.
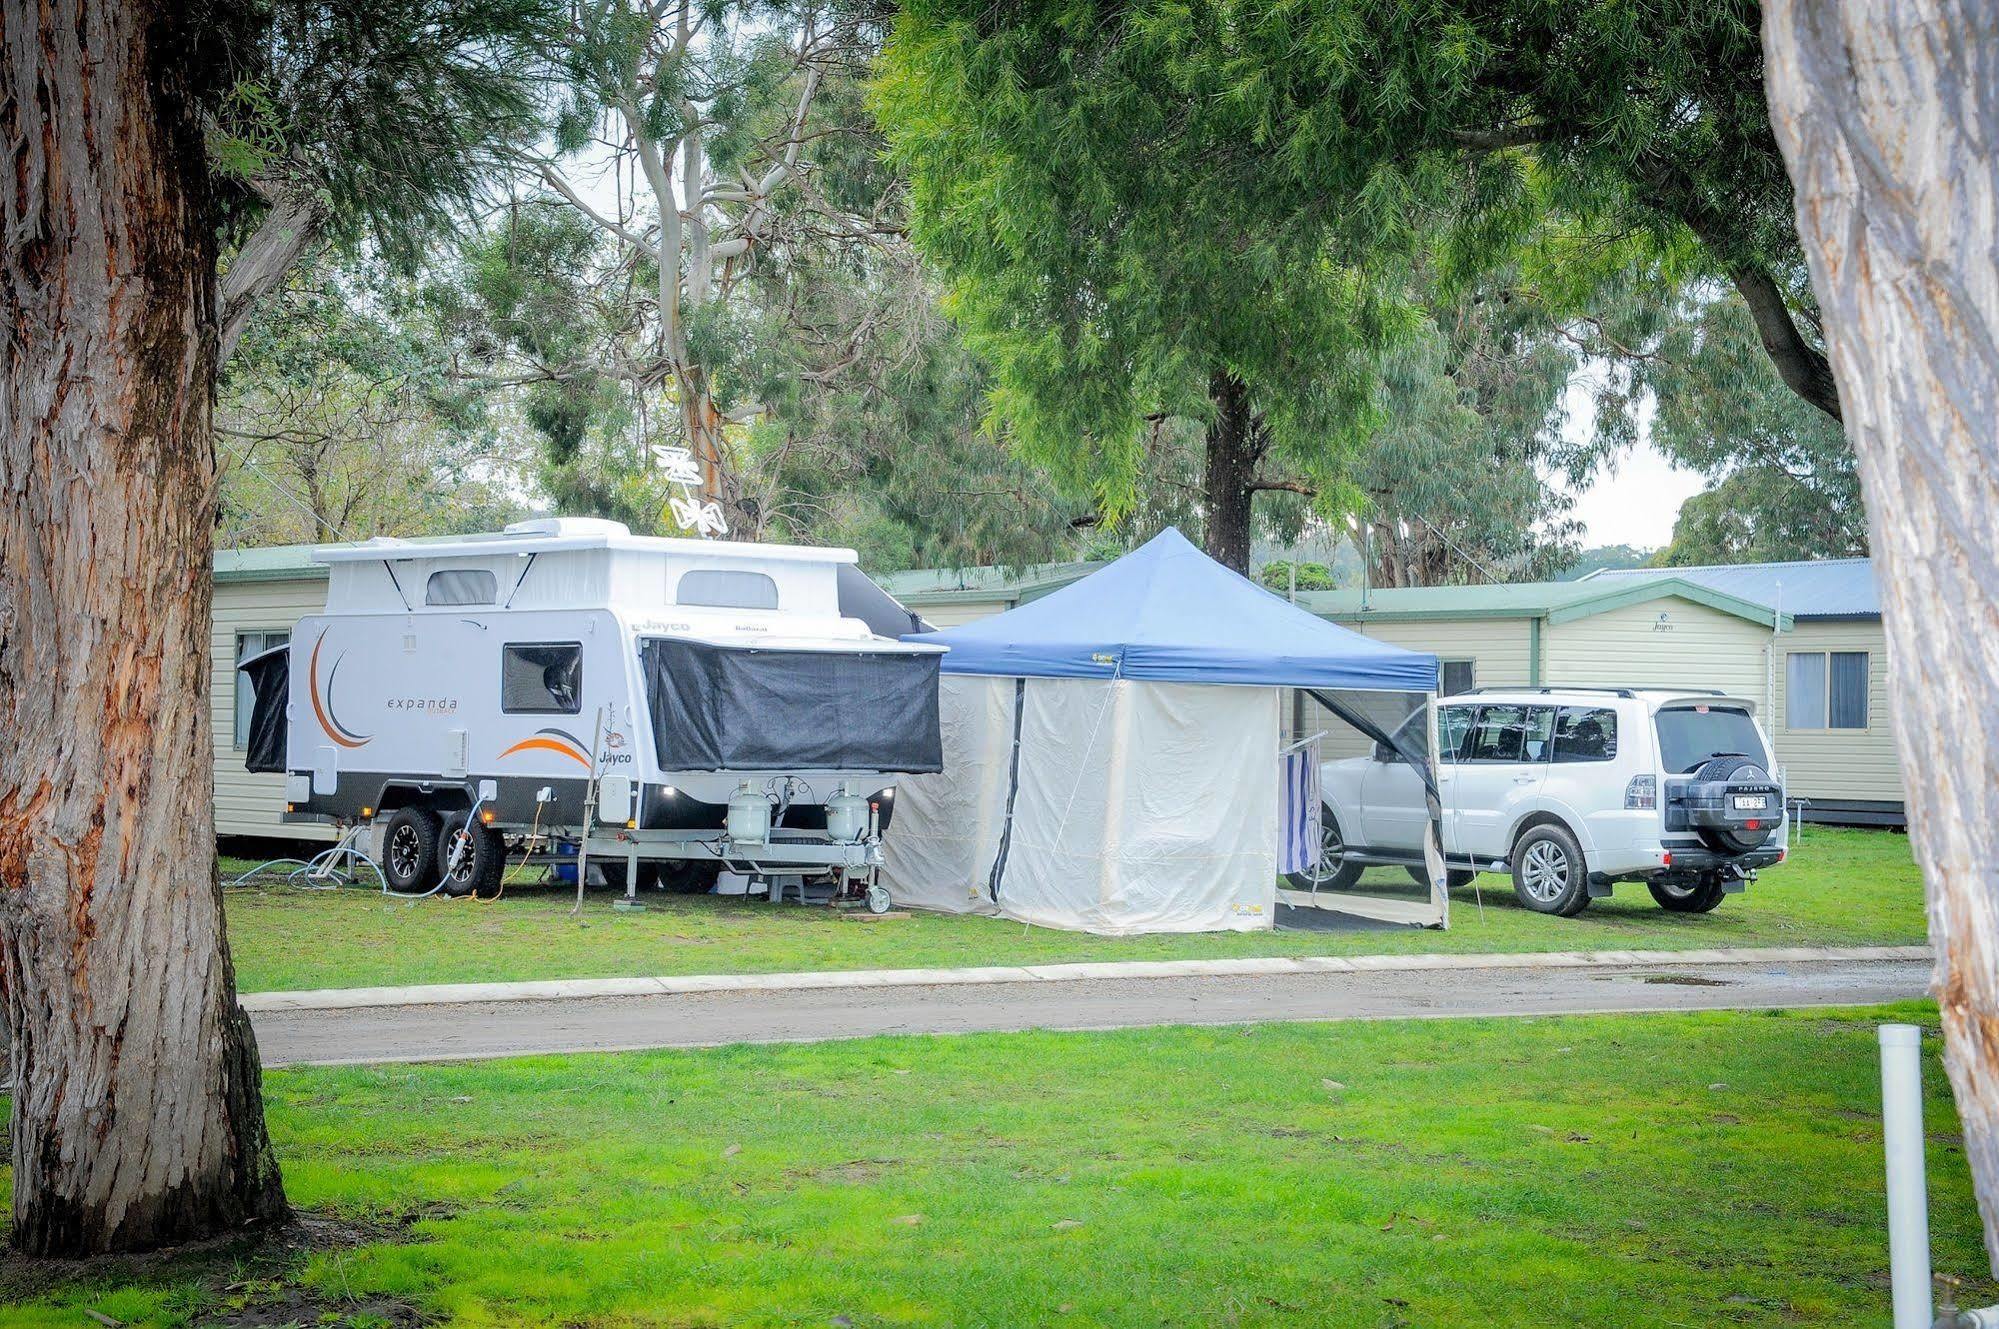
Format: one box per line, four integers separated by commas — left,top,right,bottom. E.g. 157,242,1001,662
1456,685,1733,700
1460,685,1636,699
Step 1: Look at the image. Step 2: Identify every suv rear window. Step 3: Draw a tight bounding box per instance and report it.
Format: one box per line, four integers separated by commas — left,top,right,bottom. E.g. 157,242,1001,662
1654,705,1764,774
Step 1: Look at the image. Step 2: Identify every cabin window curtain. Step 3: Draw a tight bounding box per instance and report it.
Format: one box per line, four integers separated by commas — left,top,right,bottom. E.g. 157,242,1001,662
1829,652,1869,728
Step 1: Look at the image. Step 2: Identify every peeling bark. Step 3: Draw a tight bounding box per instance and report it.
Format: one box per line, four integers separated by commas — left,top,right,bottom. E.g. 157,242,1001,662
1764,0,1999,1271
0,0,287,1254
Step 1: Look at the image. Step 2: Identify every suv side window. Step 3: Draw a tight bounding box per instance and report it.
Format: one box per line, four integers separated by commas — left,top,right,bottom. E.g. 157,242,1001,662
1552,706,1618,762
1464,704,1557,763
1465,705,1526,762
1436,704,1476,764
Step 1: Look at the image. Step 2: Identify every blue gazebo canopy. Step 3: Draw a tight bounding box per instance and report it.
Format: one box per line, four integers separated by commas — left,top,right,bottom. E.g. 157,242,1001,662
905,528,1439,692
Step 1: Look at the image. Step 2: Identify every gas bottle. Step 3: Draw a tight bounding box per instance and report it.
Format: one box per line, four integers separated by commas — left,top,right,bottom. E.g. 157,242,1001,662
726,782,772,843
826,785,870,842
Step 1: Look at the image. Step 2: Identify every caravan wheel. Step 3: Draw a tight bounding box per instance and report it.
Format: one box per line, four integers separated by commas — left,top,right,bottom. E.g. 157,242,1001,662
381,808,440,892
438,816,505,898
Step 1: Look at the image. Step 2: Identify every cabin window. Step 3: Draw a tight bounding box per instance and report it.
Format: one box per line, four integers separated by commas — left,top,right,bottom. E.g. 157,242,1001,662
426,568,498,606
233,630,289,746
676,568,779,610
1439,659,1476,696
1786,650,1869,730
502,642,582,714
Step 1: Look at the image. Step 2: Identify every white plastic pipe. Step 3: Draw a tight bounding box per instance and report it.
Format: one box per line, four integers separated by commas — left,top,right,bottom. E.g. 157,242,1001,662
1880,1023,1932,1329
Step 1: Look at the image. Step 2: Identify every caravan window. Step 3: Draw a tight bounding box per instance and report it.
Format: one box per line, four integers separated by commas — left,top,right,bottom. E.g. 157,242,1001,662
502,642,581,714
676,568,779,610
427,568,497,606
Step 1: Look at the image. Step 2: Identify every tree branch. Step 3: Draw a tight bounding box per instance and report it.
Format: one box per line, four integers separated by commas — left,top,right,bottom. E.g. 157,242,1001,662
217,179,327,364
539,164,650,248
1726,261,1844,421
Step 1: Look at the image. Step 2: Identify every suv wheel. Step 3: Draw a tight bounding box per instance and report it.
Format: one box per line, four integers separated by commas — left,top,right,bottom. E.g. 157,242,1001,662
1511,823,1591,917
380,808,440,893
1649,873,1727,914
1284,805,1365,892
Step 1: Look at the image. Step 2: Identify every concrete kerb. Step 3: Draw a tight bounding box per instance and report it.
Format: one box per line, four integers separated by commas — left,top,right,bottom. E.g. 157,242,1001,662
236,944,1934,1014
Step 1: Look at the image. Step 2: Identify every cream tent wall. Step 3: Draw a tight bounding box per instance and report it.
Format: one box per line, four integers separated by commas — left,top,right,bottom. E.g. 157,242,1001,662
885,675,1281,933
882,530,1439,935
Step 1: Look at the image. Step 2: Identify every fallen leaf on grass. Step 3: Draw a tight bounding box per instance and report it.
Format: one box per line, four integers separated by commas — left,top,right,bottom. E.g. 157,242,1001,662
1052,1219,1084,1231
1321,1079,1345,1094
891,1214,925,1226
721,1143,742,1159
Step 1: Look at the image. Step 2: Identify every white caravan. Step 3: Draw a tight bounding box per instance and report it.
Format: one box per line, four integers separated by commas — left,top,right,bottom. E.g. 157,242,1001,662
238,518,945,904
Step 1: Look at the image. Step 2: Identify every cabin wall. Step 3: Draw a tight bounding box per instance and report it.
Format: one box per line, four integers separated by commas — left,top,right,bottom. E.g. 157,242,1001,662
1769,618,1904,807
212,572,335,843
1541,599,1771,701
1293,617,1535,759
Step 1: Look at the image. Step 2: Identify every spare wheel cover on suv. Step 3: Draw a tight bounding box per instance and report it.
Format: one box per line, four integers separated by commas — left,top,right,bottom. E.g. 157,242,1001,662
1682,755,1781,855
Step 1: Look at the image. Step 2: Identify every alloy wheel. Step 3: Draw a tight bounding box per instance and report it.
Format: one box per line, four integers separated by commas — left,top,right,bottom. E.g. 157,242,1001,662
1300,819,1347,887
1520,840,1571,904
388,823,423,880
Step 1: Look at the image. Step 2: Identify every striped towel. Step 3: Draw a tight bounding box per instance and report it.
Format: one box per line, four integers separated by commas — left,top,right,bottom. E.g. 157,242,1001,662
1278,743,1322,875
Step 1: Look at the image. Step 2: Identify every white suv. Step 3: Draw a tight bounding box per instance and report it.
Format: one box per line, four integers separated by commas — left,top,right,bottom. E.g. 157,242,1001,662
1298,688,1789,916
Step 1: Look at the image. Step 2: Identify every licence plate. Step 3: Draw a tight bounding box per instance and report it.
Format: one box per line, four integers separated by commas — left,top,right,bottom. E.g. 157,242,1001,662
1733,795,1768,811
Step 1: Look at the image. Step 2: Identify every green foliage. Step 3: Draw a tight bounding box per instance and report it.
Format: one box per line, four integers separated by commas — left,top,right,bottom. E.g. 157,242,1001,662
1258,560,1336,593
875,0,1400,535
1520,237,1864,565
219,257,526,544
214,0,560,262
1346,264,1581,585
1560,544,1660,580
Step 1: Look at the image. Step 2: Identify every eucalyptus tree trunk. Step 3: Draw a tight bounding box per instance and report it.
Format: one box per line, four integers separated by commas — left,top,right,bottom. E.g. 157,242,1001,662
1203,371,1266,573
1764,0,1999,1269
0,0,287,1255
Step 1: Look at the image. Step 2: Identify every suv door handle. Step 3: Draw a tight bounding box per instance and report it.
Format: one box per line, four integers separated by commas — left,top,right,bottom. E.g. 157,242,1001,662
1512,774,1535,784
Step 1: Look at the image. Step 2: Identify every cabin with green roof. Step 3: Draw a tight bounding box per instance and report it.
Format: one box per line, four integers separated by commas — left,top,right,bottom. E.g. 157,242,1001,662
1294,564,1899,825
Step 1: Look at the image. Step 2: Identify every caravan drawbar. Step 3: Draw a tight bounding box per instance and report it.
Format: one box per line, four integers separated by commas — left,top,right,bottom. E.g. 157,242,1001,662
238,518,945,905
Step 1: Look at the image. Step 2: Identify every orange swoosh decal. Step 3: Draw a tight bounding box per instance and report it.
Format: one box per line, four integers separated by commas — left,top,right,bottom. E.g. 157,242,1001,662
310,634,370,749
499,737,592,768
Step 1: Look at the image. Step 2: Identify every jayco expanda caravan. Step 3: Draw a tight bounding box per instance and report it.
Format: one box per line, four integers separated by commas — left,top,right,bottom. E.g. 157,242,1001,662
237,518,945,908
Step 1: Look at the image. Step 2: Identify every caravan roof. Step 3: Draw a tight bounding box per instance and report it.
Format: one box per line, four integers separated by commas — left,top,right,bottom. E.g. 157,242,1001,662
310,518,870,619
310,517,858,568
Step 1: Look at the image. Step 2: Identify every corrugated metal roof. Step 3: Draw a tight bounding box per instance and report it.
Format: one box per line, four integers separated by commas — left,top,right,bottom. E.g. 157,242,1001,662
1295,575,1787,628
1584,558,1878,619
1297,581,1610,617
213,543,326,582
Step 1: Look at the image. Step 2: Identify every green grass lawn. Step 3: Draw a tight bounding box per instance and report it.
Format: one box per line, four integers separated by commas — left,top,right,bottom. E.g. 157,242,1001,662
218,826,1924,992
4,1003,1989,1327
